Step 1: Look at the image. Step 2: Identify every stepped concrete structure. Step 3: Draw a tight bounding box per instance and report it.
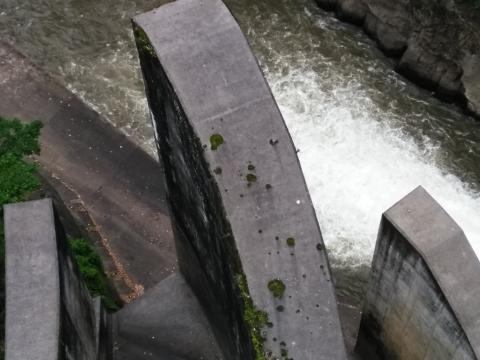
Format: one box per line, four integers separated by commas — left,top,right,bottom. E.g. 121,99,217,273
132,0,347,359
356,186,480,360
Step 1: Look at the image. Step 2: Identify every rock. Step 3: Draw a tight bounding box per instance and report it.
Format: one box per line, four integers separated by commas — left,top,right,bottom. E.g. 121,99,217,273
314,0,480,118
462,53,480,116
436,62,463,101
397,39,438,90
375,21,407,56
315,0,339,11
363,12,378,39
336,0,368,25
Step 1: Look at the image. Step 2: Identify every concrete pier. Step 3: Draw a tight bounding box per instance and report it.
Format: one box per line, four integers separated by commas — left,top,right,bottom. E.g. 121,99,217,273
133,0,347,359
356,186,480,359
4,199,111,360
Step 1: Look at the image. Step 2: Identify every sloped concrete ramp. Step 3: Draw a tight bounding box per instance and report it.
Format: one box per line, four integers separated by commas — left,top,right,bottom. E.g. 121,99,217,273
113,273,222,360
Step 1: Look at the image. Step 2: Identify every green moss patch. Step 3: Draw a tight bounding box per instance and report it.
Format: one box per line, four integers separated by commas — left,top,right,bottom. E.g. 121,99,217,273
286,237,295,247
69,238,120,312
246,173,257,183
210,134,224,150
268,279,286,298
237,273,269,360
133,26,156,58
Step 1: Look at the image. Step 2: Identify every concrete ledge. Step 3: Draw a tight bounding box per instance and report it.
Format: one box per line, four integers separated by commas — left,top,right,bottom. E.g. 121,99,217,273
4,199,110,360
356,186,480,359
5,200,61,360
133,1,346,359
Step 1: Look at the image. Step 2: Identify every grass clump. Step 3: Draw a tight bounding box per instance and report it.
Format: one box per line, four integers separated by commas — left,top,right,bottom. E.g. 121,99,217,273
69,238,120,312
246,173,257,183
209,134,224,150
286,237,295,247
237,273,269,360
267,279,286,298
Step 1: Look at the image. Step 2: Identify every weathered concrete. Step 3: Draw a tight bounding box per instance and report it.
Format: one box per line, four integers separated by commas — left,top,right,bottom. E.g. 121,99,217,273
113,273,222,360
356,186,480,359
0,41,176,301
4,199,110,360
134,1,347,359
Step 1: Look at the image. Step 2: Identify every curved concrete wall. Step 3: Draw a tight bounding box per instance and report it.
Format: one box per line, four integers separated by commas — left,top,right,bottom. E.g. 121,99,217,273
4,199,110,360
133,0,347,359
356,186,480,359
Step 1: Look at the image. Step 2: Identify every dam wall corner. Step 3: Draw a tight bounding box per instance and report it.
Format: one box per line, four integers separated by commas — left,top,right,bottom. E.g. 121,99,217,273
356,186,480,360
133,0,347,359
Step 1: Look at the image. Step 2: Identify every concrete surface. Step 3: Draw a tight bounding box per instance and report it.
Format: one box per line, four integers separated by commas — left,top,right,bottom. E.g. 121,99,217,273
4,199,105,360
4,199,61,360
0,41,176,301
356,186,480,359
134,0,347,358
113,273,222,360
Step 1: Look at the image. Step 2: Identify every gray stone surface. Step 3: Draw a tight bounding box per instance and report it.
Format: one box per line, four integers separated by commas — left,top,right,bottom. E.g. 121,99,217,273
4,199,109,360
134,1,347,359
5,199,61,360
356,186,480,359
113,273,222,360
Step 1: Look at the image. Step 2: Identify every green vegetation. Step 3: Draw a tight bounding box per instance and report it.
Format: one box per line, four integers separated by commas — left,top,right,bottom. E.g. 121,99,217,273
246,173,257,183
0,117,43,360
286,237,295,247
209,133,224,150
236,273,270,360
267,279,286,298
133,26,157,58
69,238,120,311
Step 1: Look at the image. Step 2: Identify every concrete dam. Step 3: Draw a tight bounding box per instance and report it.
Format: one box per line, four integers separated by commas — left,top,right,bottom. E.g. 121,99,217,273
2,0,480,359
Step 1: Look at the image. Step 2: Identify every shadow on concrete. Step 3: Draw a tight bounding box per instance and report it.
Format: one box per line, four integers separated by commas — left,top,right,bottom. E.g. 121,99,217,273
113,273,222,360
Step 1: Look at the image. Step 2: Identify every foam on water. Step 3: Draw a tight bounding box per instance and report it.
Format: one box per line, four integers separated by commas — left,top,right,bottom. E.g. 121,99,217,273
267,66,480,269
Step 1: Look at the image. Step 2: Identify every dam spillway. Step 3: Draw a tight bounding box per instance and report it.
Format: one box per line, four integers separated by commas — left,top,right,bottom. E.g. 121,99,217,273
1,0,479,310
1,0,480,358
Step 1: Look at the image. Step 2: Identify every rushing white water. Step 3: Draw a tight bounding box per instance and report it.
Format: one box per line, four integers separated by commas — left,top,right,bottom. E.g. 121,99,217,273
268,66,480,269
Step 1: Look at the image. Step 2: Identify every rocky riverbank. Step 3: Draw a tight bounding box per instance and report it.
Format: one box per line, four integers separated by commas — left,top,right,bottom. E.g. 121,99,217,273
315,0,480,118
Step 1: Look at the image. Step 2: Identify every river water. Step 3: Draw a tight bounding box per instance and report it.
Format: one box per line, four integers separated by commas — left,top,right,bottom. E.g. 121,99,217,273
2,0,480,306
